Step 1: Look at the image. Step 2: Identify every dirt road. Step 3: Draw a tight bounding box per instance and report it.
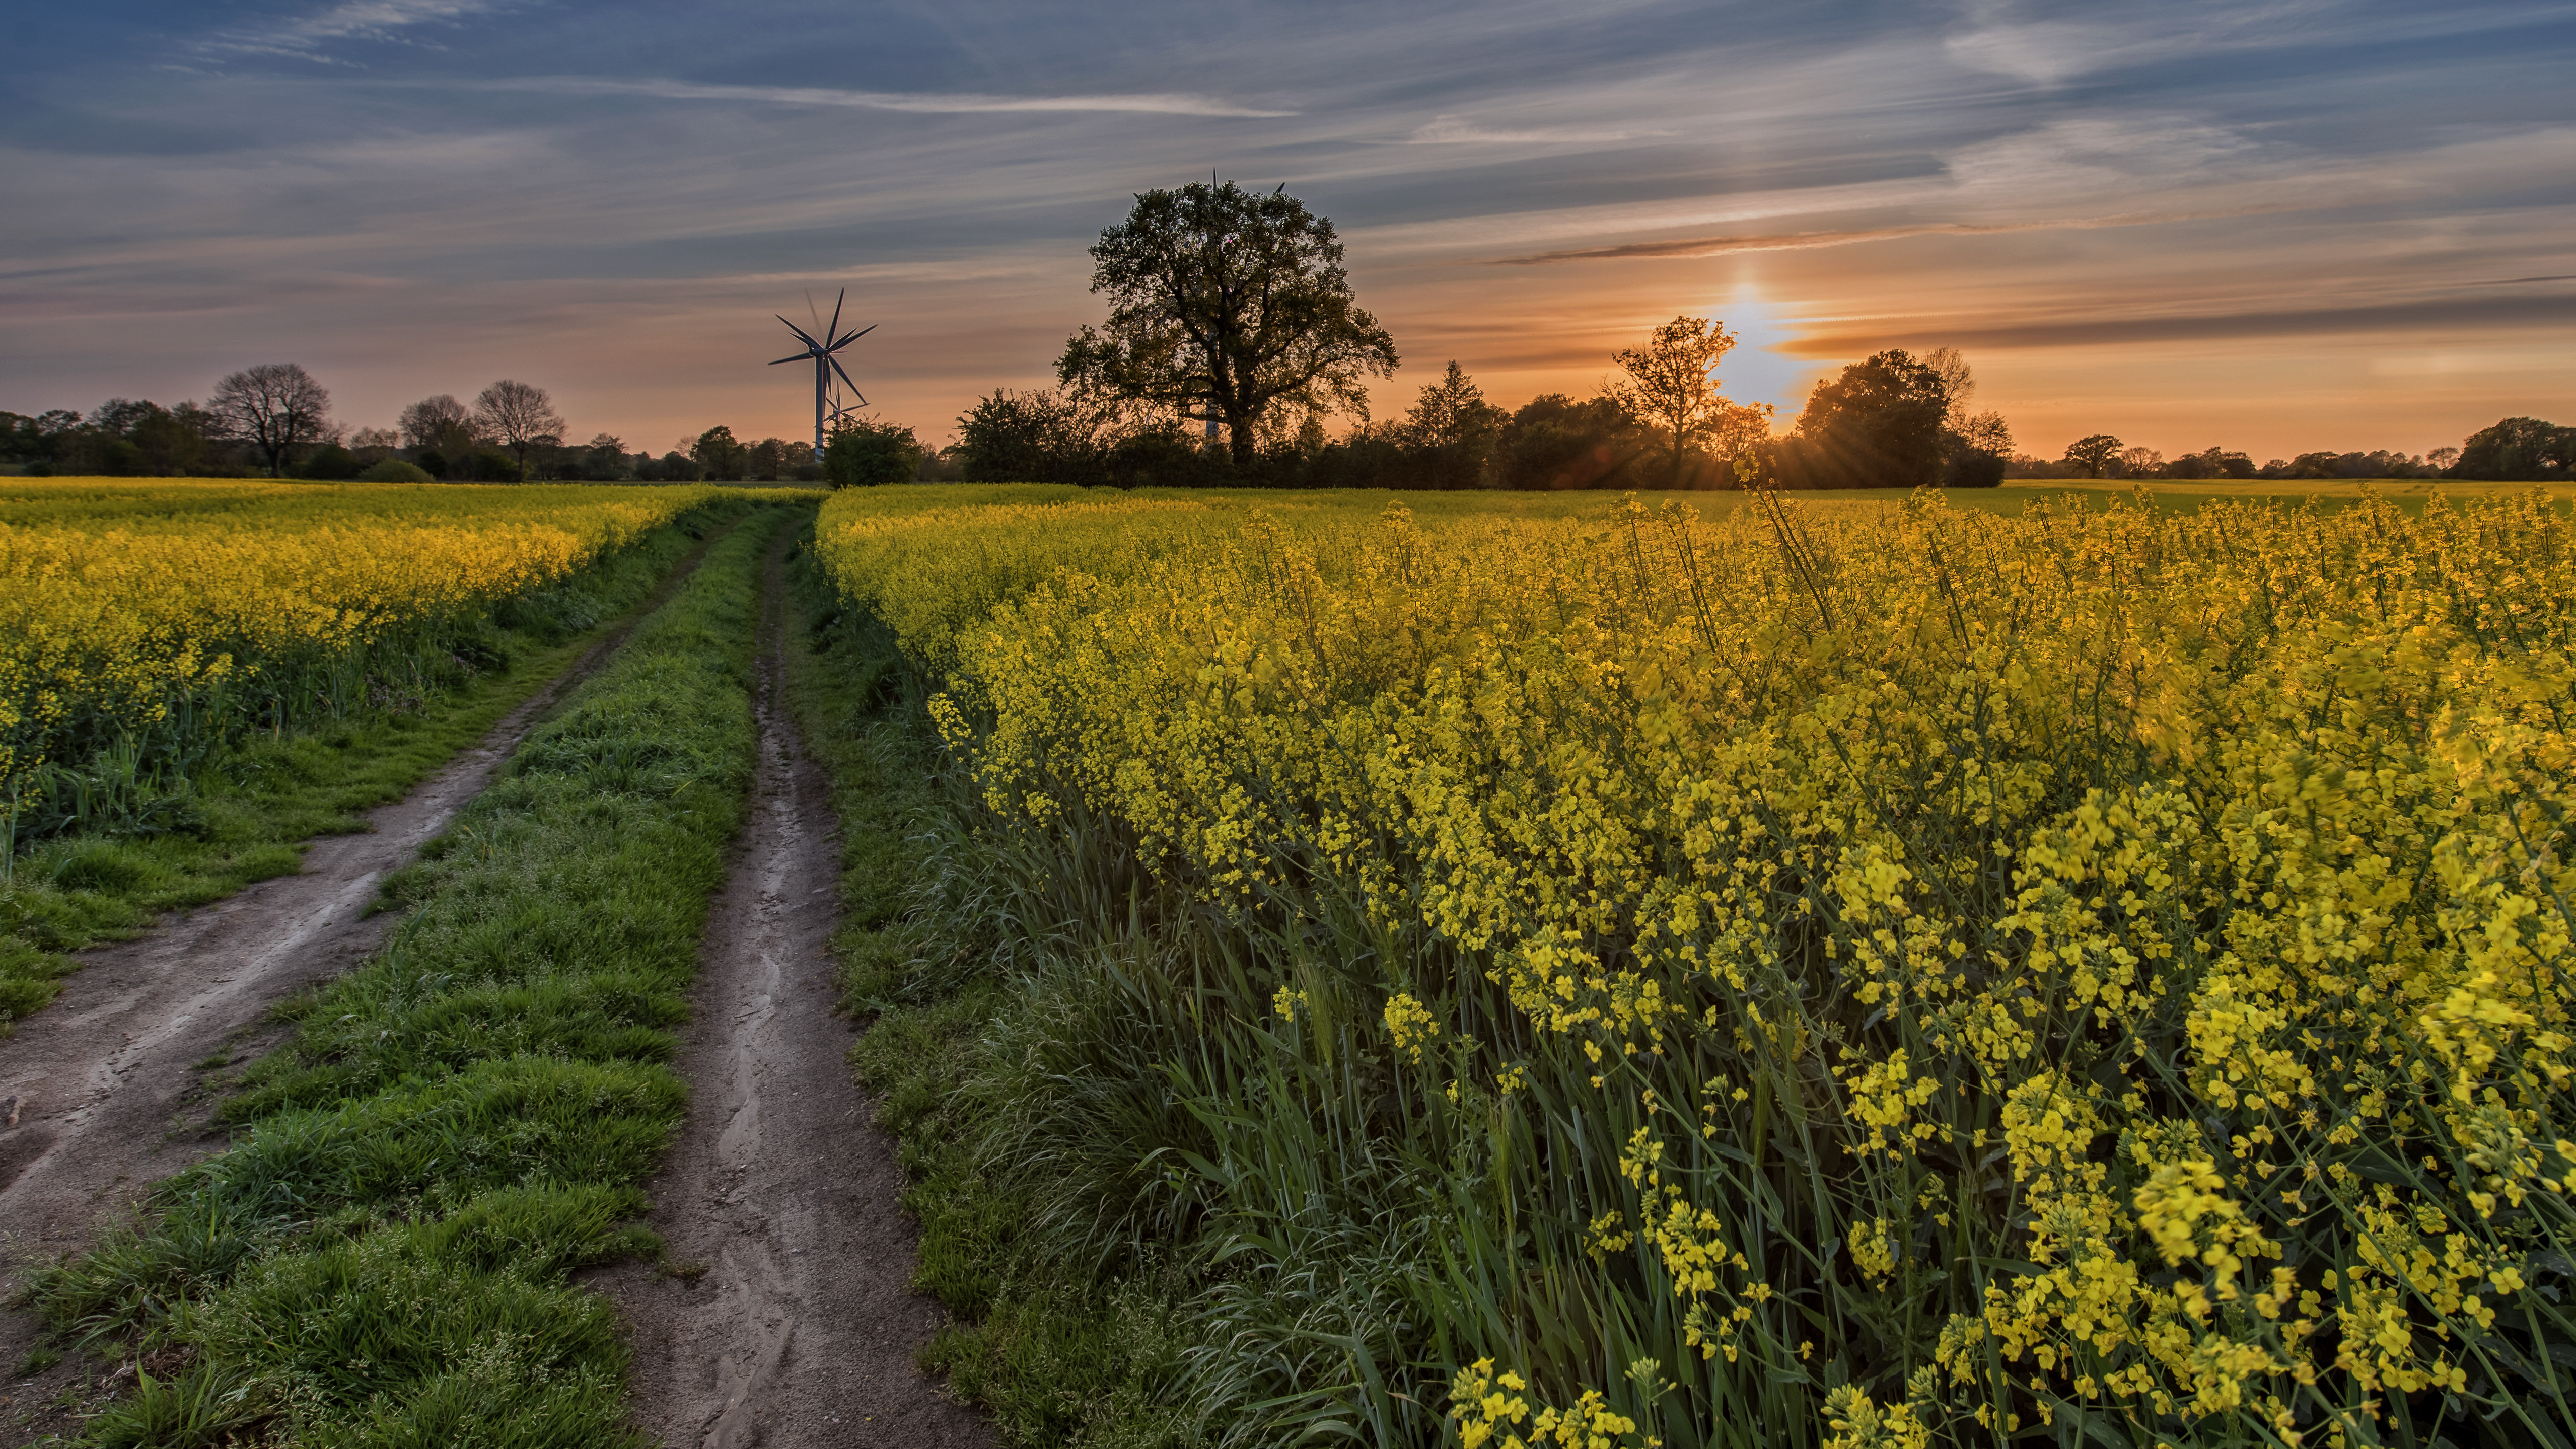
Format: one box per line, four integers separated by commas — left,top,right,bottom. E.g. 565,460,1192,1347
0,528,725,1427
602,529,988,1449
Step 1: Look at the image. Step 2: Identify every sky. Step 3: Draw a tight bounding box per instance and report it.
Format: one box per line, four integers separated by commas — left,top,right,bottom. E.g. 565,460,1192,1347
3,0,2571,463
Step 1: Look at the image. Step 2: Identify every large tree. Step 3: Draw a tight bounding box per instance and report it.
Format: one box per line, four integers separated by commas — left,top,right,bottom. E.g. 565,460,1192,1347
2454,416,2573,480
2061,433,2124,478
1058,180,1398,468
210,363,331,477
1790,349,1949,488
474,380,565,479
1608,316,1773,486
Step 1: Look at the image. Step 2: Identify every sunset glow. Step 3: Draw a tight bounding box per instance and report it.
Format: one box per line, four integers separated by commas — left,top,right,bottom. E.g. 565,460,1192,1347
4,1,2569,462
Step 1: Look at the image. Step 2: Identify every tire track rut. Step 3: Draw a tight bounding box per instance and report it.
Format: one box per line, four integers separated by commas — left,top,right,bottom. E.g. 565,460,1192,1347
604,525,987,1448
0,523,734,1414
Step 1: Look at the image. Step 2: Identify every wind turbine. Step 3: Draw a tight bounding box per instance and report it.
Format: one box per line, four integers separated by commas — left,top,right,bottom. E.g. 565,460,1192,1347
770,289,874,453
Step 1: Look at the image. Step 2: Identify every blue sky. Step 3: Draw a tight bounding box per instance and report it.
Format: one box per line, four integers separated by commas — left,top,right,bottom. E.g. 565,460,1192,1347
3,0,2570,459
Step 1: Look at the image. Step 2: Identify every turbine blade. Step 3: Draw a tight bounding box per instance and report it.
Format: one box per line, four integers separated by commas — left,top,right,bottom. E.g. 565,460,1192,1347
769,354,808,366
776,316,822,348
829,355,863,400
827,321,878,351
827,287,845,340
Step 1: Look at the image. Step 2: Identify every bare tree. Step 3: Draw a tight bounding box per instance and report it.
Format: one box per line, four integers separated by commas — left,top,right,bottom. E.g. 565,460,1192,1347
397,394,479,455
473,380,566,478
209,363,332,477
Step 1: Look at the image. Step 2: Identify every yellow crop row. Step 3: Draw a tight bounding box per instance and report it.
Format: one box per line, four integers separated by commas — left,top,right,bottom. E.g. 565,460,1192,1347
816,484,2576,1447
2,480,784,814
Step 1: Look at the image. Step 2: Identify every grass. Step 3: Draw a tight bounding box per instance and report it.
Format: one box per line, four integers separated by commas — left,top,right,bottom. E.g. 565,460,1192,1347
779,521,1205,1449
0,501,755,1033
20,502,805,1446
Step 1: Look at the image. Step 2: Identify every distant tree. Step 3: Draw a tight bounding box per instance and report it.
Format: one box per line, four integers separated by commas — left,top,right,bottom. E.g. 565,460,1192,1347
1787,349,1949,488
300,443,364,480
346,426,401,458
691,426,748,481
781,441,820,481
2454,417,2573,480
1923,346,1977,424
747,437,790,482
135,403,216,475
579,433,632,482
824,419,924,488
2061,433,2123,478
474,380,566,478
2117,446,2165,478
1058,179,1399,468
398,396,480,471
1493,393,1643,490
2427,446,2461,474
210,363,332,477
955,389,1101,483
1397,361,1508,489
1608,316,1774,487
2162,446,2255,480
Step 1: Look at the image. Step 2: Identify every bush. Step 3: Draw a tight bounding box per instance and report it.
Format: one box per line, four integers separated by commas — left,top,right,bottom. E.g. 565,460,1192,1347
357,458,437,483
298,444,364,481
824,419,924,488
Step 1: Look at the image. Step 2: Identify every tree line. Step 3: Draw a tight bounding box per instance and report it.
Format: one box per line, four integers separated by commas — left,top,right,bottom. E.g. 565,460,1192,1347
2004,419,2573,483
13,179,2567,491
890,179,2571,491
0,365,926,488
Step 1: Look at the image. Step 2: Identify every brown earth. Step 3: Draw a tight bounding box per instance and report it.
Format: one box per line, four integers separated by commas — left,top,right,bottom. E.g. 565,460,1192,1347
0,525,727,1444
596,527,989,1449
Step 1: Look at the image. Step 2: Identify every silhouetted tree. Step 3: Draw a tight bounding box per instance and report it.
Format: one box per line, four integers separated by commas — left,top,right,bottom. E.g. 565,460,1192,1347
210,363,332,477
1609,316,1773,487
955,389,1103,484
691,425,747,480
1397,361,1508,489
2454,417,2573,480
2062,433,2123,478
474,380,565,478
1059,180,1399,468
823,419,923,488
1786,349,1949,488
1495,394,1643,490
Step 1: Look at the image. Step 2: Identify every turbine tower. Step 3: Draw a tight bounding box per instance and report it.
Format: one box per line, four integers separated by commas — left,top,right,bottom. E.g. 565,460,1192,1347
770,290,875,453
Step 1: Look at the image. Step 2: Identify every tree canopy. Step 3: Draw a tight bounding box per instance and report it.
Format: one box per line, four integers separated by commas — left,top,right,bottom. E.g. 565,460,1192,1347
1786,349,1950,488
473,380,565,476
209,363,331,477
1057,180,1398,467
1608,316,1773,486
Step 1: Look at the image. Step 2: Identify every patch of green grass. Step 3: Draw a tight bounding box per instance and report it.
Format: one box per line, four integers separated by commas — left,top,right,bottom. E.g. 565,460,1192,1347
781,529,1202,1449
23,503,806,1446
0,504,750,1033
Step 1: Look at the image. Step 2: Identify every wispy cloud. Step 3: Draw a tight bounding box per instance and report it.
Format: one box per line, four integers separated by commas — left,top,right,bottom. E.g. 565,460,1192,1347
1788,292,2576,354
471,76,1296,118
1480,211,2244,264
1408,114,1670,143
202,0,506,60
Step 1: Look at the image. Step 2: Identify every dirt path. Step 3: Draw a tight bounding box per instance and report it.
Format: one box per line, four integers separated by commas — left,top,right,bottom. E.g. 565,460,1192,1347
0,524,732,1416
602,528,987,1449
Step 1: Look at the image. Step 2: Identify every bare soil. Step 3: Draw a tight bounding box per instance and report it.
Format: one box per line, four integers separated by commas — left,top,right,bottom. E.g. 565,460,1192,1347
0,528,726,1445
598,530,988,1449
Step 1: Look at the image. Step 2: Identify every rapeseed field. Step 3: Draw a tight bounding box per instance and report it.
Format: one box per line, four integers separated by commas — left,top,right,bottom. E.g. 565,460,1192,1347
816,483,2574,1449
1,479,755,840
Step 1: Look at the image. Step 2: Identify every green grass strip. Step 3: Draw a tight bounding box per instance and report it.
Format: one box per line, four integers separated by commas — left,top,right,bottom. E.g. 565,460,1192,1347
780,532,1197,1449
0,501,757,1033
25,503,806,1447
